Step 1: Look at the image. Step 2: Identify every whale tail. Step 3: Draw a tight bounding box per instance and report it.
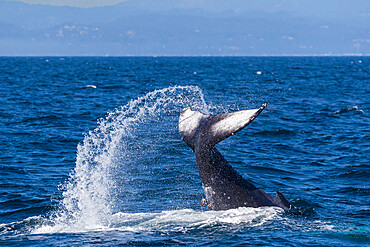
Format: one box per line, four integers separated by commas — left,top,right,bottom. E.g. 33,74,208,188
179,103,293,210
179,103,267,150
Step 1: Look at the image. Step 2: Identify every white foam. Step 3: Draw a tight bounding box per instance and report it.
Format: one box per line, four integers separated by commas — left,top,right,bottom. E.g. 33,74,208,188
32,207,283,234
331,105,365,115
86,84,97,88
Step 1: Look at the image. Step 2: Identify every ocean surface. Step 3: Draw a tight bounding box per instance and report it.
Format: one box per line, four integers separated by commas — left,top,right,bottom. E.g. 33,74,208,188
0,57,369,246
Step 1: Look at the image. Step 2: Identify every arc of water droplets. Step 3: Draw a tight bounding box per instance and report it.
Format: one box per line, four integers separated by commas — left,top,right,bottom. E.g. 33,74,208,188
47,85,210,231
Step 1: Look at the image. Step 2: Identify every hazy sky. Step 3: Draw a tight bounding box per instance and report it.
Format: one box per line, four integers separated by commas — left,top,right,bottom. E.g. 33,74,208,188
8,0,128,7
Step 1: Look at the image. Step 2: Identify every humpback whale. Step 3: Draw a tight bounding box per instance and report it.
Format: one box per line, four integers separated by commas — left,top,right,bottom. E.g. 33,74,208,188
179,103,292,211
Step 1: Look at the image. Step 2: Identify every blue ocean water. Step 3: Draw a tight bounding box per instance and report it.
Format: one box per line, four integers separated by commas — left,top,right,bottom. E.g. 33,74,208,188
0,57,369,246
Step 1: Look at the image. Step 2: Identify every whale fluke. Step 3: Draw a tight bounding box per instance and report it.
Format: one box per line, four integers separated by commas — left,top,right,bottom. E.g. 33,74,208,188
179,103,292,210
179,103,266,150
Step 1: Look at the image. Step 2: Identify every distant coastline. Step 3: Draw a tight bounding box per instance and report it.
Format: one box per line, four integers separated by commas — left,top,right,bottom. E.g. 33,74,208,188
0,54,369,57
1,0,369,56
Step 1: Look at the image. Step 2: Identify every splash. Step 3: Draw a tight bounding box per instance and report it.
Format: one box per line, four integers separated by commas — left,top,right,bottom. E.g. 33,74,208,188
33,86,210,233
20,85,335,236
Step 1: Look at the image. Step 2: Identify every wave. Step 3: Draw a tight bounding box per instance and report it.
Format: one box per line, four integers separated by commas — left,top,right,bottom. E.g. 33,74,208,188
334,187,370,196
0,165,28,175
336,165,370,179
21,114,62,123
250,165,296,175
254,129,297,137
5,114,63,127
330,106,365,115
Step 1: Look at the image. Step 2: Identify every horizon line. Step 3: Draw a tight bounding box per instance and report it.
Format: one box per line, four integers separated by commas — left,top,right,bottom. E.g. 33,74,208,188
0,54,368,57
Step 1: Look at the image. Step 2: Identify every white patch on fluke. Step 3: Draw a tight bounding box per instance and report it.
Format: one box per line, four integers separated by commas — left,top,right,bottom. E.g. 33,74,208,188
179,107,209,139
210,109,259,136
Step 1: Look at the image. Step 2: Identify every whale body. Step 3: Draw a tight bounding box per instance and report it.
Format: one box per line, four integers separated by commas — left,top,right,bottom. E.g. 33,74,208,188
179,103,292,210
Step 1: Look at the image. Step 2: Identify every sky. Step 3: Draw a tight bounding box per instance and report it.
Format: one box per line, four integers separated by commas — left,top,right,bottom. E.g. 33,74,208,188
8,0,128,7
